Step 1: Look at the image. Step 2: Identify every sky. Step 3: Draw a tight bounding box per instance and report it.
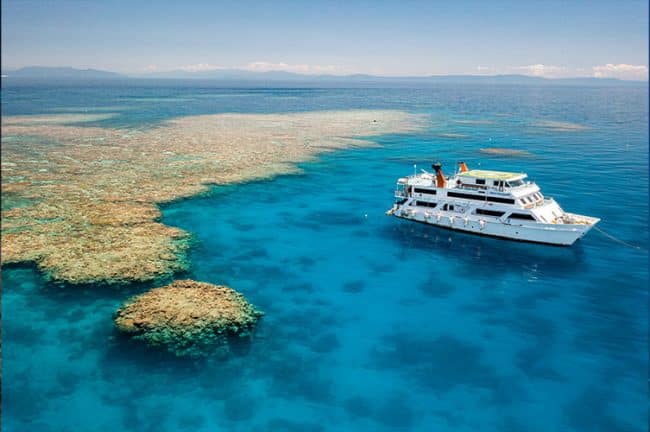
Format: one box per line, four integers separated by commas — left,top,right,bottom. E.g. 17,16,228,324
1,0,648,80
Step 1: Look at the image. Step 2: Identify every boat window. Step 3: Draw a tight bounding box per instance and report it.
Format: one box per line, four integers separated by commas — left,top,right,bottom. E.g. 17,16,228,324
476,209,505,217
493,180,499,186
449,205,454,211
447,191,516,204
415,201,437,208
475,179,485,185
509,213,536,220
487,196,516,204
414,187,436,195
507,179,524,187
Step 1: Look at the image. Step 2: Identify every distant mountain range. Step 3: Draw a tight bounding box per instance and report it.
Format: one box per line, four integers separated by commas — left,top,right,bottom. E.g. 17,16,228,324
2,66,645,86
4,66,122,79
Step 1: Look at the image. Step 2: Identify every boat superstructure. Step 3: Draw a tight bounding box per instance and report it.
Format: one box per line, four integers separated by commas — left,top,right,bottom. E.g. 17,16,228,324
387,162,599,246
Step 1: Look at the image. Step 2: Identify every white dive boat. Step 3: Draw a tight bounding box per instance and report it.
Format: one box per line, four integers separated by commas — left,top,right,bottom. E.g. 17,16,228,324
386,162,599,246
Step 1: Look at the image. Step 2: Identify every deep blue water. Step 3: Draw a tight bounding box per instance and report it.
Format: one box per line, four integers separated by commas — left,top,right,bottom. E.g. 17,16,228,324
2,84,648,431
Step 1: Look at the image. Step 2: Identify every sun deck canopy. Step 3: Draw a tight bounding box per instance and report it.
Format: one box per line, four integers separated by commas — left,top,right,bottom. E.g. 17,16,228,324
459,169,525,181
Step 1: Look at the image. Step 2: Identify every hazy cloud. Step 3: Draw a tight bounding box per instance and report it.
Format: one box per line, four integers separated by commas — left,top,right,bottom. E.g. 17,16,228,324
178,63,227,72
502,63,648,80
244,61,341,75
592,63,648,80
511,64,568,78
167,61,647,81
171,61,345,75
476,65,493,74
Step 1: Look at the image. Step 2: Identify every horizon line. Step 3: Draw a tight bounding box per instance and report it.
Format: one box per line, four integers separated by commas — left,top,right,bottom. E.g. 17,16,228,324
2,65,649,82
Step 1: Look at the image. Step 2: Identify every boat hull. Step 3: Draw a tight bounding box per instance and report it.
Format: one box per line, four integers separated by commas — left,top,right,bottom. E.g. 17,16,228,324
392,207,597,246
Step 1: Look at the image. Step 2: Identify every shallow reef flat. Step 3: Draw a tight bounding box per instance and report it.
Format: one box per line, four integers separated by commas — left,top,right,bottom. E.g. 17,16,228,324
1,110,426,285
452,119,494,125
436,132,468,139
479,147,534,157
3,113,117,125
531,120,589,131
114,279,263,357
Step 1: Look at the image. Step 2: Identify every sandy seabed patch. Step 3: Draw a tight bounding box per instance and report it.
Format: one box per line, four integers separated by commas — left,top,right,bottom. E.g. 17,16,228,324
1,110,426,285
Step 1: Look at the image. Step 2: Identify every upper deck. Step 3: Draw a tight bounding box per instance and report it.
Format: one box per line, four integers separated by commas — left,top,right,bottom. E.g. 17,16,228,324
396,167,544,208
458,169,526,182
455,169,529,191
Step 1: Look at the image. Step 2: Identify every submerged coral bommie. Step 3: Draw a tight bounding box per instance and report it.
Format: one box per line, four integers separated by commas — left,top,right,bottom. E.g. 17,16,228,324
114,280,263,357
1,110,426,284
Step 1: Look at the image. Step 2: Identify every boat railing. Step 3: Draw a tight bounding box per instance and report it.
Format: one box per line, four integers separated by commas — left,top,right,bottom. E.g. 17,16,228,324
457,183,517,193
523,197,548,209
458,181,534,192
457,183,488,191
509,181,533,190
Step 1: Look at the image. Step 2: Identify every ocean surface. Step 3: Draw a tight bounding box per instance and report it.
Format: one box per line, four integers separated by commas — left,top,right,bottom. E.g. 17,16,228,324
2,83,648,431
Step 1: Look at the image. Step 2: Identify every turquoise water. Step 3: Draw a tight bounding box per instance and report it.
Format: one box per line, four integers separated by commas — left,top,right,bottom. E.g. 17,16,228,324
2,84,648,431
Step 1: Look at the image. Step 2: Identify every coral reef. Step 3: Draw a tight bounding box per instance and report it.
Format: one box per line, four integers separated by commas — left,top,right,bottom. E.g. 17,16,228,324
113,279,263,357
1,110,426,284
